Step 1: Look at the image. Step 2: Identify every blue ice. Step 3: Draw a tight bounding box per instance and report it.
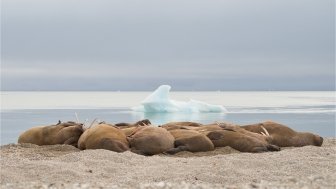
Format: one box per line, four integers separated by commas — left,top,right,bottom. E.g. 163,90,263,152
132,85,227,113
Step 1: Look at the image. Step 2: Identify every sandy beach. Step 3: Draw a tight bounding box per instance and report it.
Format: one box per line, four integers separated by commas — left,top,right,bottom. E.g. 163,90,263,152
0,138,335,189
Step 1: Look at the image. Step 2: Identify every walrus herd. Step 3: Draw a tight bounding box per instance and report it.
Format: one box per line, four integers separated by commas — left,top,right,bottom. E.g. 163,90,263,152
18,119,324,155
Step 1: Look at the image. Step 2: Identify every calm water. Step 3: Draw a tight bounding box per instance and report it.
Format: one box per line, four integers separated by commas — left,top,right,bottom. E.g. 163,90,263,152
1,91,335,144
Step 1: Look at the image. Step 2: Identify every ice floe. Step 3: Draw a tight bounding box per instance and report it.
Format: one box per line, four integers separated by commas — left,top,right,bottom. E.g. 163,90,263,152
131,85,227,113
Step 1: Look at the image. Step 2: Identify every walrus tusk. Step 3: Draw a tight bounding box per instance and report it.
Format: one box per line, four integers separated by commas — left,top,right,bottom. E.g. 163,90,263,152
75,112,80,123
142,120,150,126
260,132,266,136
261,126,270,136
88,118,98,128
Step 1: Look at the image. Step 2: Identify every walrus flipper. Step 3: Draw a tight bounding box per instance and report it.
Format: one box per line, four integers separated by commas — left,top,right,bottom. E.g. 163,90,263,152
206,131,225,140
99,138,129,152
130,148,151,156
267,144,281,151
64,137,80,147
251,147,268,153
164,146,189,155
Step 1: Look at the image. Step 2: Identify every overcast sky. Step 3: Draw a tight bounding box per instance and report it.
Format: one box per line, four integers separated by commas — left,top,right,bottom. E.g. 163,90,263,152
1,0,335,91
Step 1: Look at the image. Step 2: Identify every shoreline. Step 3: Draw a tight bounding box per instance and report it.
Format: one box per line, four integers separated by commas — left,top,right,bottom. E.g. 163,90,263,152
1,138,335,189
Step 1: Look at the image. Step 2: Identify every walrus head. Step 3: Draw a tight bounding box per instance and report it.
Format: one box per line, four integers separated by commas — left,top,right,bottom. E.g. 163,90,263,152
58,121,85,147
306,133,323,146
135,119,151,126
314,135,324,146
115,119,152,127
295,132,324,147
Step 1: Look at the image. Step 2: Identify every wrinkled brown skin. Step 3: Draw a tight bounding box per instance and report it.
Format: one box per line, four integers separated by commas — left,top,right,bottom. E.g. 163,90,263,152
241,121,324,147
206,129,280,153
18,121,83,147
115,119,151,128
78,124,129,152
127,126,175,156
191,124,224,133
165,129,214,154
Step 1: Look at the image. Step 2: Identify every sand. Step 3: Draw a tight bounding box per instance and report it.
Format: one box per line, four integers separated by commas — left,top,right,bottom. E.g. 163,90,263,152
1,138,335,189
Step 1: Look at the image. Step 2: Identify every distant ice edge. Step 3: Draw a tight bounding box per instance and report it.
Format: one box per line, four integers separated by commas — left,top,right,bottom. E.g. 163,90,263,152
131,85,228,113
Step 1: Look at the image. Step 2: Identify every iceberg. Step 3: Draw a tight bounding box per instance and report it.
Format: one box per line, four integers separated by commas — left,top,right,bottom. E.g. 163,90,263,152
131,85,227,113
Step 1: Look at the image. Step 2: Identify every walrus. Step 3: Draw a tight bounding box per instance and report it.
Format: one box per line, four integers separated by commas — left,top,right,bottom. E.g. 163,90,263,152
206,129,280,153
160,121,203,128
18,121,84,147
159,124,195,131
115,119,151,128
161,121,274,142
180,122,280,153
165,129,215,154
161,122,235,132
241,121,324,147
215,122,273,144
127,126,175,155
160,124,222,133
77,124,129,152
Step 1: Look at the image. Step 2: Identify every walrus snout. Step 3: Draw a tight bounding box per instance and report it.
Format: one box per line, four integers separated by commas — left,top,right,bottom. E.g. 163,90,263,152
315,136,323,146
74,125,85,135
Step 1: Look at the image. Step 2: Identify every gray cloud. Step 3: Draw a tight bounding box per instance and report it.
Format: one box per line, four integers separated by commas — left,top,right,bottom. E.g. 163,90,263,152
1,0,335,90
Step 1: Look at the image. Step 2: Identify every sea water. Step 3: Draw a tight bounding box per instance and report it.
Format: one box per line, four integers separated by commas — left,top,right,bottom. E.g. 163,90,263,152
1,91,335,144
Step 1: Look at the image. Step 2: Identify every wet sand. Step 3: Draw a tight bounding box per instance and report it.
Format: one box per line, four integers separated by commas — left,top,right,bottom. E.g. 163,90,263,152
1,138,335,189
